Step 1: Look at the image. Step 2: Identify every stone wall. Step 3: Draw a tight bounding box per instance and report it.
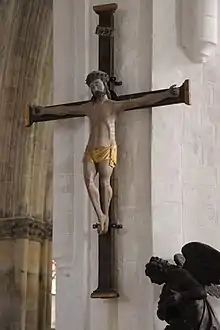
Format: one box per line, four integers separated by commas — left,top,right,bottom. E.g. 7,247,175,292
53,0,220,329
152,0,220,327
53,0,154,329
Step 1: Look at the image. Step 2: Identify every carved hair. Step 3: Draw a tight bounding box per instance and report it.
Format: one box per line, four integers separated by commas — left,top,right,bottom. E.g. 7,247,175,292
145,257,173,275
85,70,111,99
86,70,109,85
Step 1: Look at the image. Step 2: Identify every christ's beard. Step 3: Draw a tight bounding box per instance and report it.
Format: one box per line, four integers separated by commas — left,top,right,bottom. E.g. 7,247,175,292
93,91,106,100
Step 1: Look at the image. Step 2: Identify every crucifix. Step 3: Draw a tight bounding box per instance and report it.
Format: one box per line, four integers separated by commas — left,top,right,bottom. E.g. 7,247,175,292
25,3,190,299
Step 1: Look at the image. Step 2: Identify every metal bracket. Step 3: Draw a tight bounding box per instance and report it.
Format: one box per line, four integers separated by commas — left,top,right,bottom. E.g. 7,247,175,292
111,223,122,229
92,223,123,230
110,76,122,86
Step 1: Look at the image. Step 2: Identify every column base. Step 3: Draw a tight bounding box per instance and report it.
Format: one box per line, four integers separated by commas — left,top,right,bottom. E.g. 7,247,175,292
0,217,52,330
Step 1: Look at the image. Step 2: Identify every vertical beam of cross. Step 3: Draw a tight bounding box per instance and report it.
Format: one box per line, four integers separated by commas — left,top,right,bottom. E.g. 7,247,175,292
90,3,120,299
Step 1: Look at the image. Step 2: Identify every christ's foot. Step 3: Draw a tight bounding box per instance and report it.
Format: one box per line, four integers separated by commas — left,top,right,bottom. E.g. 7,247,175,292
103,215,109,234
97,214,109,235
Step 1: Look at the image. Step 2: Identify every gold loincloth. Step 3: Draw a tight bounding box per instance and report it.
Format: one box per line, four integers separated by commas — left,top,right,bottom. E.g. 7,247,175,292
84,145,117,168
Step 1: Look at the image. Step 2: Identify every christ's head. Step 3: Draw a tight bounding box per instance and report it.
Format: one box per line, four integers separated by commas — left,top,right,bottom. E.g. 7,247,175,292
86,70,110,100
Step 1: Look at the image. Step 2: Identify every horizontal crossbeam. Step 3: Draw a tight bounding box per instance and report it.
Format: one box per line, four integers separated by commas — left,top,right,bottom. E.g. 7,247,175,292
25,80,190,127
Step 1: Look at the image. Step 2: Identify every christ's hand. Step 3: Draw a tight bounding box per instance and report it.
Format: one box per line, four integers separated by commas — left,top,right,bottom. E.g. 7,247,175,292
167,85,179,98
28,104,43,115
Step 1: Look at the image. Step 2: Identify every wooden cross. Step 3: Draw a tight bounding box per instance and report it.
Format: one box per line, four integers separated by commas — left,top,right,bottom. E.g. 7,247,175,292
25,3,190,299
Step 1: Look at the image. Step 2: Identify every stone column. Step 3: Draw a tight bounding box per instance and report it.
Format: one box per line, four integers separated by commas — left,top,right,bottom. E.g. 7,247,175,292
53,0,154,329
0,218,52,330
0,0,53,329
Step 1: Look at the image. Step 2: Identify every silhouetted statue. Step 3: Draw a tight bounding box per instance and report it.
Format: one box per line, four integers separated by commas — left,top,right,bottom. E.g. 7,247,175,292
145,242,220,329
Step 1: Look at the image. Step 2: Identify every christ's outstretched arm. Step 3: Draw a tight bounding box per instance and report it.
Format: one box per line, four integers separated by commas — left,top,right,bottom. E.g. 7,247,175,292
25,101,90,126
114,85,179,113
30,102,89,117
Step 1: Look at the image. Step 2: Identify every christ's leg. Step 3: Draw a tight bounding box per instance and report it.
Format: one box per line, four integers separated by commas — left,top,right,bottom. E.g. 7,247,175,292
83,160,105,234
97,160,114,234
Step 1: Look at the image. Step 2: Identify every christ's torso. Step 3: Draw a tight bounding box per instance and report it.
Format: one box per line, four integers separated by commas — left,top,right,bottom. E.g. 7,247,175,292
86,99,116,149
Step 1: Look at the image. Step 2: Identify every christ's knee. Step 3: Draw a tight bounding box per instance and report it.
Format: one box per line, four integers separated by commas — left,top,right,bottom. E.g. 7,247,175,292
100,178,110,187
85,177,95,190
100,179,112,194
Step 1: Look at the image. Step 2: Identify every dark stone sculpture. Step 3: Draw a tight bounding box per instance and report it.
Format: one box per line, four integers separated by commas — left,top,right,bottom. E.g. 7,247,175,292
145,242,220,329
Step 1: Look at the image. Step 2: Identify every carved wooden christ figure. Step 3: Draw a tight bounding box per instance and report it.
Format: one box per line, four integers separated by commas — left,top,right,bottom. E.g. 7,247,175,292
31,70,180,235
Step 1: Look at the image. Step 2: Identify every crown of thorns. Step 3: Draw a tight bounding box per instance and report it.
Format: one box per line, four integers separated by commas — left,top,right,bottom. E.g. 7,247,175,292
86,70,109,86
